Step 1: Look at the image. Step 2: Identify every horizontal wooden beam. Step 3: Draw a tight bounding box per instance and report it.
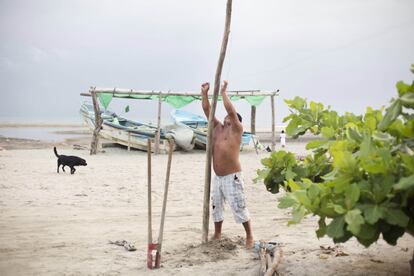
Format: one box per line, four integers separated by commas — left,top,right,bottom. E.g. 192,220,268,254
80,88,279,98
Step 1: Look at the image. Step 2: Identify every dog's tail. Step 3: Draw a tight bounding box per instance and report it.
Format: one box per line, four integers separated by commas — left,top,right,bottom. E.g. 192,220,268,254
53,147,59,158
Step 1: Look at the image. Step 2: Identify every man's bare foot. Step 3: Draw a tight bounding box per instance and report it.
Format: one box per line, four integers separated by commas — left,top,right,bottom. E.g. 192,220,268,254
246,236,254,249
212,233,221,240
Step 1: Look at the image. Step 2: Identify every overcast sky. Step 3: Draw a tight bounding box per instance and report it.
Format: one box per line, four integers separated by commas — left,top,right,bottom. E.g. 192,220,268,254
1,0,413,128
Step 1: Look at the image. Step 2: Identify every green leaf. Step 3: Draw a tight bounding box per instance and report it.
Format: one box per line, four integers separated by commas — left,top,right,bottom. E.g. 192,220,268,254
378,99,402,131
287,179,301,192
333,230,353,244
278,195,298,209
326,216,345,239
393,174,414,190
383,208,409,227
356,223,380,247
284,168,297,180
330,175,354,193
316,217,327,238
359,135,374,159
357,223,379,240
288,205,306,225
344,183,360,209
260,157,272,168
307,184,320,202
321,126,335,138
363,205,385,224
285,117,301,137
396,80,410,96
332,150,357,175
306,140,329,150
381,223,405,246
400,92,414,107
345,209,365,235
346,127,363,143
332,204,347,214
372,175,395,202
372,131,394,144
284,96,307,110
293,190,312,208
309,101,324,118
364,115,377,132
400,153,414,174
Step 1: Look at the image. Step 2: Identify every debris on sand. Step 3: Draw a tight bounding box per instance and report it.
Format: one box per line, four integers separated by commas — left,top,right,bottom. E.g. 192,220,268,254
108,240,136,252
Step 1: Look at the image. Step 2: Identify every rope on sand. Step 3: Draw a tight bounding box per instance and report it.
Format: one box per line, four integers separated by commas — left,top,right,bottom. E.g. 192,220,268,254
108,240,137,252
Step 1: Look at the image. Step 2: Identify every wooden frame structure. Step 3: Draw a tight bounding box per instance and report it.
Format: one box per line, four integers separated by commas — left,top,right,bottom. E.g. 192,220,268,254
81,88,279,156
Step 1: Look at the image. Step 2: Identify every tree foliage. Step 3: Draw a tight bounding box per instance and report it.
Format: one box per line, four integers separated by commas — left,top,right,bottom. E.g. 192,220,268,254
256,66,414,247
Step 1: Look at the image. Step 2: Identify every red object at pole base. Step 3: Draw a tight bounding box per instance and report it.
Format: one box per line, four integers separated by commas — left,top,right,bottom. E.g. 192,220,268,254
147,243,160,269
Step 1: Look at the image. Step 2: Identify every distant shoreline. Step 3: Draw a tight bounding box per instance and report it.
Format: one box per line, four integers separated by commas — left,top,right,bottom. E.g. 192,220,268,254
0,122,84,128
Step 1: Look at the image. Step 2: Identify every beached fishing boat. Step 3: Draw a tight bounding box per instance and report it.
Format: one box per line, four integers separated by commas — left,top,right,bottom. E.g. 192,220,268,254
80,103,195,152
170,109,254,150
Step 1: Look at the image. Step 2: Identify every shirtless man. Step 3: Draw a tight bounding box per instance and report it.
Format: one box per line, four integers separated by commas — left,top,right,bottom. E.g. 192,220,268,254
201,80,254,248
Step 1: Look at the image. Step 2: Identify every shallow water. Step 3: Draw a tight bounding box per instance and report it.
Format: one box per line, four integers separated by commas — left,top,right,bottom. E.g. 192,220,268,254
0,127,89,141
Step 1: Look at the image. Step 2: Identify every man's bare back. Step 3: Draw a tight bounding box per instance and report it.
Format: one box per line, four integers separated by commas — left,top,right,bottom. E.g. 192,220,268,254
202,80,243,176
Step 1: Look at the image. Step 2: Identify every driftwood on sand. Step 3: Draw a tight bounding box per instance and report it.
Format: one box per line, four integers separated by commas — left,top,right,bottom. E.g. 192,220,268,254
256,241,283,276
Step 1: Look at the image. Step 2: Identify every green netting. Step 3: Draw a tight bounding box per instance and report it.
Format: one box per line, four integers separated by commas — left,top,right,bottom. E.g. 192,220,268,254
162,96,197,109
227,96,241,101
97,93,113,110
244,96,266,106
96,93,268,109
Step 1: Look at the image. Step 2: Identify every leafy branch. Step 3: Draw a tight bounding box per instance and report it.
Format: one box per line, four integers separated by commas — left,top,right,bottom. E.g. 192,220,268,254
256,65,414,247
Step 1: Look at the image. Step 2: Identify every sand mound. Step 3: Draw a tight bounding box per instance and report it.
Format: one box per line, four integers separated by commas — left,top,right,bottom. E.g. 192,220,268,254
167,236,245,267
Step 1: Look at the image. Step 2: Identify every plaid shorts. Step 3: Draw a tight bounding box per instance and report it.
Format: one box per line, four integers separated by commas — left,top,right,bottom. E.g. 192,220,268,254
211,172,250,224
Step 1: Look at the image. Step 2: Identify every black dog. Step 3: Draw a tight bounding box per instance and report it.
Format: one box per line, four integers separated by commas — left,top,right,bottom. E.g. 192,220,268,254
54,147,87,174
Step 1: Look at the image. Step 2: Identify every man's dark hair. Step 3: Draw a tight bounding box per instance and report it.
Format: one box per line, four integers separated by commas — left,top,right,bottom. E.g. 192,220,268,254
237,113,242,123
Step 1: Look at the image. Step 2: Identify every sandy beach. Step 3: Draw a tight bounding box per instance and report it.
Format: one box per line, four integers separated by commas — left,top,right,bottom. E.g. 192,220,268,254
0,129,413,276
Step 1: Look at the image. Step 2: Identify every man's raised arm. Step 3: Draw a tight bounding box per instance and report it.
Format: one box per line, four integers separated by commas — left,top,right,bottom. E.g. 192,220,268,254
201,82,220,127
221,80,242,129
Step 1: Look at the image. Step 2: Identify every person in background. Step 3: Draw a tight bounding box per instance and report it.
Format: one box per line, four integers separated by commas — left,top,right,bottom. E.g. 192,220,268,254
280,130,286,148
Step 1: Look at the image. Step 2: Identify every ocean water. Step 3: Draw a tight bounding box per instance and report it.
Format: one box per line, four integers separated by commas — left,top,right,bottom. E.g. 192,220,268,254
0,127,89,141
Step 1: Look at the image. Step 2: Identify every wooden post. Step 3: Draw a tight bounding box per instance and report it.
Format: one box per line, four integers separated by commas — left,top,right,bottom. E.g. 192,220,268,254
90,88,103,155
251,105,256,134
155,93,162,154
202,0,233,243
271,95,275,151
155,139,174,267
147,139,153,245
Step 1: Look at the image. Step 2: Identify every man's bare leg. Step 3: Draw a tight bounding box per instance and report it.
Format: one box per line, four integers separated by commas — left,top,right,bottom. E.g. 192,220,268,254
242,220,254,248
213,221,223,240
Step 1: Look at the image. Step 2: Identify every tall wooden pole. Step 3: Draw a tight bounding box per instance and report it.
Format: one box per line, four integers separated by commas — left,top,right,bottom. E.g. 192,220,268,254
155,93,162,154
155,139,174,267
202,0,233,243
147,139,153,245
90,88,103,155
251,105,256,134
271,95,275,151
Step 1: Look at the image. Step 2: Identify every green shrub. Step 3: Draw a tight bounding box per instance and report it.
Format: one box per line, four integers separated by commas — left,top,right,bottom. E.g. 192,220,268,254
256,66,414,247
